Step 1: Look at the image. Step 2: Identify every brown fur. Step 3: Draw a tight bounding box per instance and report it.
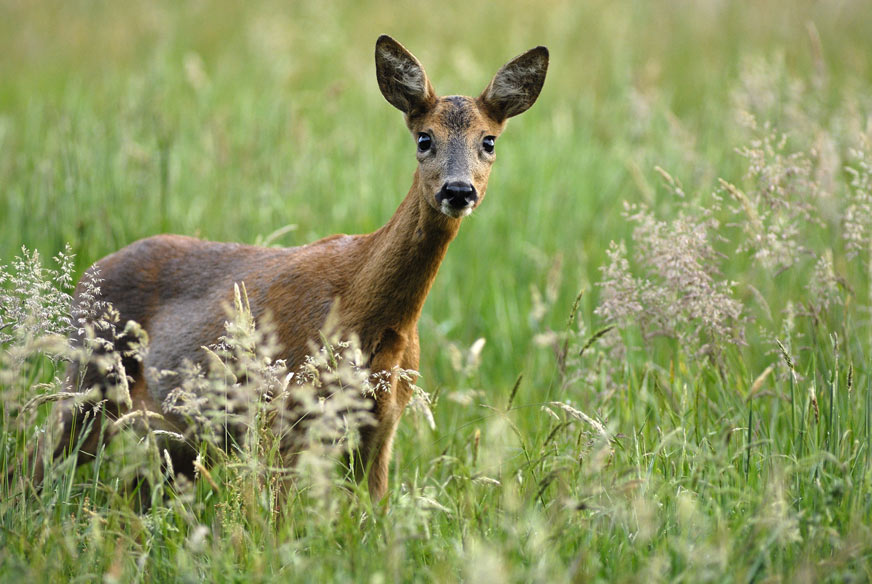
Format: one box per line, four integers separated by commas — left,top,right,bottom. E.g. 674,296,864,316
25,35,548,502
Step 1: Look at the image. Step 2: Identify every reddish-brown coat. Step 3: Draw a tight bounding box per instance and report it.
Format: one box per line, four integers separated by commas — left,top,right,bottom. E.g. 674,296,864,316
24,35,548,502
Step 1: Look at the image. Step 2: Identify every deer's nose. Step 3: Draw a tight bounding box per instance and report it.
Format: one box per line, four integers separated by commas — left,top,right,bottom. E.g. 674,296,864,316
436,181,478,210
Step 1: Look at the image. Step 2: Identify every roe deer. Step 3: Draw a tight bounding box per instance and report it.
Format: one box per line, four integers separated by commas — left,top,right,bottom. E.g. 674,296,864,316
26,35,548,501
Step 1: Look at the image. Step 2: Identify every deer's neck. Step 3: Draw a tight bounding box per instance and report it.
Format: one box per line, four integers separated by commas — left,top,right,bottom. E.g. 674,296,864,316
347,171,461,333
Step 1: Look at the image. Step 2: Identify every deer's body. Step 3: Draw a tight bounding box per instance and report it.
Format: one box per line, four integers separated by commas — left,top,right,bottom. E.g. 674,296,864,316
27,36,548,501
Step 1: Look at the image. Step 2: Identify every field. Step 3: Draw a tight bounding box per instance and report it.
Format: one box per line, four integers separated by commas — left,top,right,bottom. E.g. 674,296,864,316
3,0,872,581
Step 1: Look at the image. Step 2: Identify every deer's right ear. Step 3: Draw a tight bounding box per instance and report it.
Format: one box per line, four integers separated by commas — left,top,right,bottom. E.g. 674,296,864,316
375,35,437,116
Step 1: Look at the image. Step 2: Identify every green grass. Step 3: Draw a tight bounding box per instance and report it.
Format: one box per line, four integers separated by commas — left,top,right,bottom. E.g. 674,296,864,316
3,0,872,581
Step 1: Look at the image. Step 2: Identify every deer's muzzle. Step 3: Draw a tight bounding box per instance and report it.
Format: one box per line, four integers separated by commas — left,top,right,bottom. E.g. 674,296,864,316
436,181,478,217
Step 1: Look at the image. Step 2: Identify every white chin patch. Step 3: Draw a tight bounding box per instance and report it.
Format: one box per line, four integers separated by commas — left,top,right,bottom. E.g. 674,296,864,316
440,201,474,218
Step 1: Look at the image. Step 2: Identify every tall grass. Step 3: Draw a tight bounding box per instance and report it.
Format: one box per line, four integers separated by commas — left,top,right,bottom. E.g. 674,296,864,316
3,0,872,581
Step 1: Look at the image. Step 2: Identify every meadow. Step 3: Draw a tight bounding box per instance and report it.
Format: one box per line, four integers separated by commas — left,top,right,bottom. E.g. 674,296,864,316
2,0,872,581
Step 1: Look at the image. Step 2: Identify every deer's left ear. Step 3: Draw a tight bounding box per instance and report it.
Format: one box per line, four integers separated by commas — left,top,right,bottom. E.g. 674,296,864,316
479,46,549,122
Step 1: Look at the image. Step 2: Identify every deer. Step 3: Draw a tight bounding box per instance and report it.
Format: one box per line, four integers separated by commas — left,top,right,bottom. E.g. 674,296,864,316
24,35,548,502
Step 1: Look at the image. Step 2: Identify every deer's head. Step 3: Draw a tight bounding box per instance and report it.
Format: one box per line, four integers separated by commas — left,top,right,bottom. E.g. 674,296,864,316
375,35,548,219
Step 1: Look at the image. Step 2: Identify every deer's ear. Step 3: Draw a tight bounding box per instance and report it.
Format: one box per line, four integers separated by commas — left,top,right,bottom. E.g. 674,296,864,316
375,35,437,116
479,46,548,122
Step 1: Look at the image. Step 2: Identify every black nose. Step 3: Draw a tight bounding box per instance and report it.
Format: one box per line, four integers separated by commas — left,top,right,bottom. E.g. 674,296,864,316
436,181,478,210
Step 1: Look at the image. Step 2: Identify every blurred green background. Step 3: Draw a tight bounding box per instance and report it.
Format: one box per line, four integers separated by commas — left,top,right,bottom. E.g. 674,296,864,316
4,1,872,580
3,0,872,425
1,0,870,412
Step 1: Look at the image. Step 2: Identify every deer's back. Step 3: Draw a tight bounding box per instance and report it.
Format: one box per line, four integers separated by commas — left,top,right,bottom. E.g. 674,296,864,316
78,233,362,404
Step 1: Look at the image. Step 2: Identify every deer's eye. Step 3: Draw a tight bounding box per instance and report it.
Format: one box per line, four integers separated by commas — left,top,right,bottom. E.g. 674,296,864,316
417,133,432,152
482,136,496,154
